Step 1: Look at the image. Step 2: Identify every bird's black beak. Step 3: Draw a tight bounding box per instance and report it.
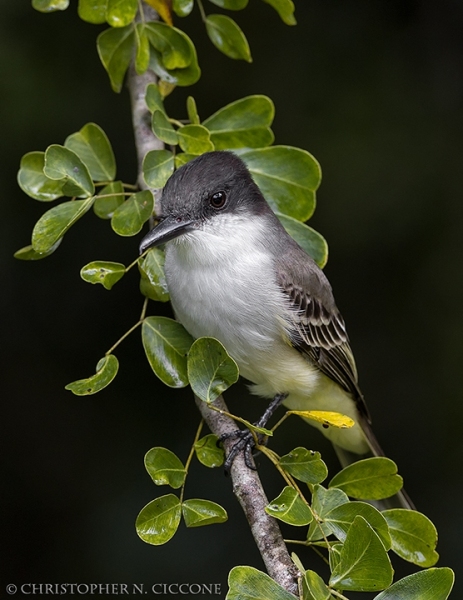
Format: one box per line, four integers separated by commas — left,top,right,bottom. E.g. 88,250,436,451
139,216,195,254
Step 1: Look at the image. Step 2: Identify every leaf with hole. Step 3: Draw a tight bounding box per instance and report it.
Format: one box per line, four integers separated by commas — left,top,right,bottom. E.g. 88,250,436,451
279,447,328,484
80,261,126,290
65,355,119,396
265,486,313,526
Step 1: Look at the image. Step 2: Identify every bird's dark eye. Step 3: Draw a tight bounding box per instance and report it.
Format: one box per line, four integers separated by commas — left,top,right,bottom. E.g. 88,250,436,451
210,191,227,209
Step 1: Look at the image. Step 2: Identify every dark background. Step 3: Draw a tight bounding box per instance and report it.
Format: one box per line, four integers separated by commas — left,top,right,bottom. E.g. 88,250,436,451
2,0,462,598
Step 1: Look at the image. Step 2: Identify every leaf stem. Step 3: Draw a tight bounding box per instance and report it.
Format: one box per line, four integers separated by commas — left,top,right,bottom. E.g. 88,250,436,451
105,298,148,356
197,0,207,22
180,419,204,503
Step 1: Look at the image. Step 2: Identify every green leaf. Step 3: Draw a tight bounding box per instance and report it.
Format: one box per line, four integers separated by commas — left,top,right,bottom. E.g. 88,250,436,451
382,508,439,567
205,15,252,62
277,213,328,268
32,0,69,12
78,0,107,23
139,248,169,302
301,570,330,600
18,152,65,201
93,181,125,219
145,22,192,70
182,499,228,527
14,240,62,261
145,83,166,114
178,125,214,155
208,0,248,9
265,486,313,526
106,0,137,27
227,566,297,600
329,457,404,501
373,567,454,600
186,96,200,125
65,355,119,396
329,543,343,574
187,337,239,403
194,434,225,468
143,149,175,188
97,25,135,93
142,316,194,387
65,123,116,182
172,0,194,17
32,198,94,253
136,494,181,545
307,485,349,542
111,190,153,236
144,447,186,489
325,502,391,550
238,146,321,221
174,153,197,168
329,516,393,592
80,261,126,290
203,95,274,149
135,24,150,74
261,0,296,25
279,448,328,484
44,145,95,198
152,111,179,145
148,30,201,87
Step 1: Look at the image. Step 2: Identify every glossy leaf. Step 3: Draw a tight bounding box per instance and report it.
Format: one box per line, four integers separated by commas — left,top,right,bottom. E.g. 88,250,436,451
143,0,173,24
18,152,64,201
277,213,328,268
186,96,200,125
111,190,153,236
143,149,175,188
227,566,296,600
373,567,454,600
172,0,194,17
205,15,252,62
144,447,186,489
326,502,391,549
106,0,137,27
182,499,228,527
14,240,62,261
208,0,248,8
239,146,321,221
32,0,69,11
279,447,328,484
265,486,313,526
289,410,354,429
135,24,150,74
145,22,192,70
301,570,330,600
93,181,125,219
261,0,296,25
97,25,135,92
145,83,166,114
329,457,404,501
187,337,239,403
44,145,94,198
136,494,181,545
194,434,224,468
80,261,126,290
203,95,274,149
177,125,214,155
65,123,116,182
148,32,201,87
65,355,119,396
152,111,179,145
329,516,393,592
32,198,94,253
329,543,343,574
142,316,194,387
306,485,349,542
139,247,169,302
382,508,439,567
78,0,107,23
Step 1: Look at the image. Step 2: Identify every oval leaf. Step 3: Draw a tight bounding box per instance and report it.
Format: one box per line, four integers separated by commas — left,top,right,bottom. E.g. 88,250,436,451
182,498,228,527
262,0,296,26
148,31,201,87
65,123,116,182
177,124,214,155
14,240,62,261
145,22,192,70
32,198,94,253
227,566,297,600
172,0,194,17
44,145,95,198
277,213,328,268
93,181,125,219
106,0,137,27
265,486,313,526
329,516,393,592
144,447,186,489
194,434,225,468
307,485,349,542
143,149,175,189
329,457,404,501
142,316,194,387
18,152,65,201
187,337,239,403
205,15,252,62
301,570,330,600
111,190,154,236
139,247,169,302
152,111,179,145
373,567,454,600
32,0,69,12
65,355,119,396
97,25,135,93
145,83,166,114
136,494,181,545
326,502,391,550
78,0,107,23
279,447,328,484
382,508,439,567
80,261,126,290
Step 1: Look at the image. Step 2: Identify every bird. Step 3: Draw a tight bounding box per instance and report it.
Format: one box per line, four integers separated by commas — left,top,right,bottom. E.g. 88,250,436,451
139,150,412,508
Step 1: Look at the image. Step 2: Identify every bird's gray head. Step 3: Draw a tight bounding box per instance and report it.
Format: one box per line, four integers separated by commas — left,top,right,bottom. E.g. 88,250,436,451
139,151,268,253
